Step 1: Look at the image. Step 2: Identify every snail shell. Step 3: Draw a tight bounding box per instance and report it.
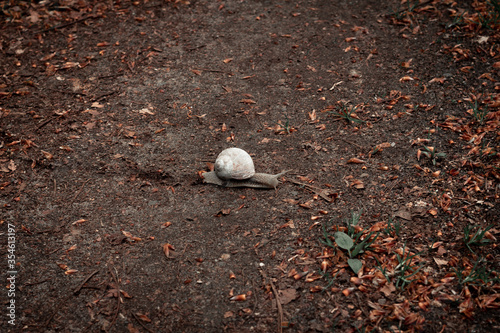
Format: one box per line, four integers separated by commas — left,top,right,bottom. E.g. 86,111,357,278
202,148,290,189
214,147,255,180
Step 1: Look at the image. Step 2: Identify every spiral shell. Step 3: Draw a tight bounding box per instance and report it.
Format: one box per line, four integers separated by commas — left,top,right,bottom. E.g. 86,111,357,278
215,148,255,180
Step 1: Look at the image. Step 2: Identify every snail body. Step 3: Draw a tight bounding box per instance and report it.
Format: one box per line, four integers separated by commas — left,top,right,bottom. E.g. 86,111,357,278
202,148,289,189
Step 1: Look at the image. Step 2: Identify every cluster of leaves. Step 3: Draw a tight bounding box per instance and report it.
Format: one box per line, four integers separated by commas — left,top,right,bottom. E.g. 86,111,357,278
309,212,499,331
327,103,365,124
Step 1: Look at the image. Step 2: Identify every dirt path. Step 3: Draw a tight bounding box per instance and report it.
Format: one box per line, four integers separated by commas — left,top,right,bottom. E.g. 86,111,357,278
1,1,499,332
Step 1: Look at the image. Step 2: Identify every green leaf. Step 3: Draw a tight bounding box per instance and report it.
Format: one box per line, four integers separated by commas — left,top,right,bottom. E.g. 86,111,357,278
334,232,353,250
348,259,362,274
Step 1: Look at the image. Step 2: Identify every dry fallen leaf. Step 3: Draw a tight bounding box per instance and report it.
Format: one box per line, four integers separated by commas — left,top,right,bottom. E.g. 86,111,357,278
162,243,176,258
350,179,364,189
347,157,366,164
135,313,151,322
278,288,298,305
434,258,448,266
240,99,256,104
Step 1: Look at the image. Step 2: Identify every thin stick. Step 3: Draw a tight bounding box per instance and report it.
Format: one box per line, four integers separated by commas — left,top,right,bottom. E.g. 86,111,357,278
339,138,364,150
42,15,100,33
71,179,90,204
260,270,283,333
73,270,99,295
107,266,120,333
288,179,335,202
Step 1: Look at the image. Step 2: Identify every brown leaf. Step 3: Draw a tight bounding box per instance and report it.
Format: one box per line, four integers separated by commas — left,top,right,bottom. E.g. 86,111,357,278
308,109,317,121
240,99,256,104
399,76,414,82
401,59,413,68
136,313,151,322
191,69,202,75
223,58,233,63
347,157,366,164
428,77,446,84
162,243,176,258
350,179,364,189
434,258,448,266
278,288,298,305
41,150,53,160
380,283,395,296
229,294,247,301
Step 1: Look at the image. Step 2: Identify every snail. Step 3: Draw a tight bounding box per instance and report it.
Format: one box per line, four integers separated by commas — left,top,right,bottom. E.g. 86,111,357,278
202,147,289,189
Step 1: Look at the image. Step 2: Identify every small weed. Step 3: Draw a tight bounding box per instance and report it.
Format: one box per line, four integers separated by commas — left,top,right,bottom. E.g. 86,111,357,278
377,244,423,291
384,217,401,237
320,212,380,274
446,12,465,29
328,104,365,124
275,114,293,134
463,224,493,253
468,99,489,125
453,257,499,286
478,0,500,29
418,146,447,165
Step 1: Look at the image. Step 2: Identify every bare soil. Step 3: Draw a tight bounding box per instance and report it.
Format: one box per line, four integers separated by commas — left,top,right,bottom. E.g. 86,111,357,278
1,1,499,332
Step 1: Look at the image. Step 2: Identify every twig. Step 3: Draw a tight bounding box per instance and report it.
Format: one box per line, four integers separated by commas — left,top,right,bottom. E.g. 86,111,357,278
24,279,50,287
73,270,99,295
288,179,336,202
42,15,101,33
36,117,55,130
90,90,118,103
70,179,90,204
107,266,121,333
339,138,364,150
260,270,283,333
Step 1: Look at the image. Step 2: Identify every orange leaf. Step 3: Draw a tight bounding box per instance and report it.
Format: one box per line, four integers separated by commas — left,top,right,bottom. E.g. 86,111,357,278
347,158,366,164
240,99,256,104
191,69,202,75
136,313,151,322
399,76,414,82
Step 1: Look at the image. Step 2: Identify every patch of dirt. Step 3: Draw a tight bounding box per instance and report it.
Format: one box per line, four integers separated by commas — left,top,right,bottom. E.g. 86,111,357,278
1,0,499,332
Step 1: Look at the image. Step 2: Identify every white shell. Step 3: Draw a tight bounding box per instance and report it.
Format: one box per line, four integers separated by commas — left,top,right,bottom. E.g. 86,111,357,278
215,148,255,180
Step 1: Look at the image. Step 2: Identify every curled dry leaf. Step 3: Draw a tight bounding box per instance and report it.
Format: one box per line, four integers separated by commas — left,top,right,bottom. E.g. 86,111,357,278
350,179,364,189
230,294,247,301
41,150,53,160
136,313,151,322
347,157,366,164
240,99,256,104
65,269,78,275
162,243,176,258
400,76,414,82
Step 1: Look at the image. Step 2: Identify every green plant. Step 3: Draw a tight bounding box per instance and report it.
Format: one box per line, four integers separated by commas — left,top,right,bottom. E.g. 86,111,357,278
418,146,447,165
275,114,292,134
377,244,423,291
463,224,493,253
328,104,365,124
320,212,380,274
453,257,499,286
384,217,401,237
478,0,500,29
469,99,489,125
